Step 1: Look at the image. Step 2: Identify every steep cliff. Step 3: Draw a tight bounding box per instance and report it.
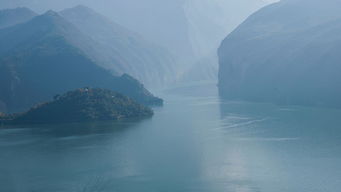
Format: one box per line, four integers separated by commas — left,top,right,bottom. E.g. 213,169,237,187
218,0,341,107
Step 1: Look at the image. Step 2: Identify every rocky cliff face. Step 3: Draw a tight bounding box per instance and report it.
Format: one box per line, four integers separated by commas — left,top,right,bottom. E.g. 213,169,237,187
218,0,341,107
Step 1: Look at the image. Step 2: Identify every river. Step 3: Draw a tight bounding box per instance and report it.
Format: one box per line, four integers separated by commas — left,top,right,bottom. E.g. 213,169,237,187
1,82,341,192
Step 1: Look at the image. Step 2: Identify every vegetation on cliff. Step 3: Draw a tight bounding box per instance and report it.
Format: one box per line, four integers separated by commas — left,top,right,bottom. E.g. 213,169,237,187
1,88,153,124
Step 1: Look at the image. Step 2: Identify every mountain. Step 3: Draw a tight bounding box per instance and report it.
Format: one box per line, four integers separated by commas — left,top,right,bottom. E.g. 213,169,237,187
0,10,162,113
1,88,153,124
180,0,277,82
184,0,275,60
96,0,196,67
218,0,341,107
0,1,277,82
0,0,194,67
0,7,37,29
60,5,176,87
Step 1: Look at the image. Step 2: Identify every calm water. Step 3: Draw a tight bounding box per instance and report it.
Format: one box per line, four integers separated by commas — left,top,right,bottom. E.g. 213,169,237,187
1,83,341,192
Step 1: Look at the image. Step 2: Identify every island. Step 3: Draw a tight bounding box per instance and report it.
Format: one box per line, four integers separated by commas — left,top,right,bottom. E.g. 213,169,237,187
0,88,154,124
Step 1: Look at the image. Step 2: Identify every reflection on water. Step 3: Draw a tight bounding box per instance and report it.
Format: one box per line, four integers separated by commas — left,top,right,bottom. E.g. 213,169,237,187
1,82,341,192
218,100,341,192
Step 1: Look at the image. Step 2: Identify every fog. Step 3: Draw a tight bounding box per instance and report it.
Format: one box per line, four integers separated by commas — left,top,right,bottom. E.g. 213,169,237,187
0,0,276,78
1,1,341,191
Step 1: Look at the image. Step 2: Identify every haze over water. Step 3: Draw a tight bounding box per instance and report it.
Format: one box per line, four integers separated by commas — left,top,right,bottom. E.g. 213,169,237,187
1,83,340,192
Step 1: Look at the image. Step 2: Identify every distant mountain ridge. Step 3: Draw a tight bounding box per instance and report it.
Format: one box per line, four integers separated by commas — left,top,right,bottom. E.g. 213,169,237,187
0,2,279,83
0,10,96,56
0,9,162,113
0,7,37,29
218,0,341,107
60,5,176,87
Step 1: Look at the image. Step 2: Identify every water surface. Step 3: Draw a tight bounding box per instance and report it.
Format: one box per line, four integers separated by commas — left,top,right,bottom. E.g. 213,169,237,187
1,83,341,192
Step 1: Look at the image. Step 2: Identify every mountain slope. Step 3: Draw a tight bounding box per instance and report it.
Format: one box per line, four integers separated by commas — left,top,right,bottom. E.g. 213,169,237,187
218,0,341,107
179,0,277,82
60,5,176,87
0,0,194,68
0,11,162,113
0,7,37,29
184,0,276,59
